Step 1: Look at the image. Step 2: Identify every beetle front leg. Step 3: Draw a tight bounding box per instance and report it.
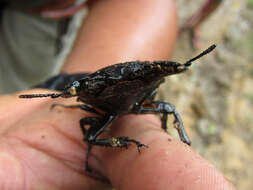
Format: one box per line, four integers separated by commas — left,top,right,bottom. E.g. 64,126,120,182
132,101,191,145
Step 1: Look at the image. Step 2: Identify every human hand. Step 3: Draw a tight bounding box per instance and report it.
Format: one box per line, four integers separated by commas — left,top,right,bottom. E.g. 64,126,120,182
0,90,236,190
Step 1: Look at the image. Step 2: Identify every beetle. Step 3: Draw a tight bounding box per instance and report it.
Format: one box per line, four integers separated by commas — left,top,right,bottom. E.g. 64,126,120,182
20,44,216,171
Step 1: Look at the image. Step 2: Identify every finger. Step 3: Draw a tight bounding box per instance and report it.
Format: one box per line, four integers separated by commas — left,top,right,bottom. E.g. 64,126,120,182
95,115,236,190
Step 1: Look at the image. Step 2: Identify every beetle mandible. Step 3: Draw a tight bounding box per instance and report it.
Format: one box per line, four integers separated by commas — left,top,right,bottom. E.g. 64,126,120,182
20,44,216,171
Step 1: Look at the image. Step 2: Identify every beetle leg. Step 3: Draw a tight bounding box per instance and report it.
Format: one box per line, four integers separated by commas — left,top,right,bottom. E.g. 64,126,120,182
82,115,147,170
89,115,116,140
146,89,158,102
81,115,115,171
51,103,102,115
87,136,148,152
80,117,102,135
79,116,103,172
132,101,191,145
133,89,158,111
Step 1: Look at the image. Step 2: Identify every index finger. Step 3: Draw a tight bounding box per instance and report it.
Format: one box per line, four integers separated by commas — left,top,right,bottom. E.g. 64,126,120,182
95,115,236,190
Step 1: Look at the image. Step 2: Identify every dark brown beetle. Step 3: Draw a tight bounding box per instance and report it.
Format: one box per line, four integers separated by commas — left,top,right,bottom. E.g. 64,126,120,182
20,44,216,171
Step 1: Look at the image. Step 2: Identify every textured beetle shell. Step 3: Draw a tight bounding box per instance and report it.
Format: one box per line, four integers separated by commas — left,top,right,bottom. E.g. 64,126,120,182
75,61,186,114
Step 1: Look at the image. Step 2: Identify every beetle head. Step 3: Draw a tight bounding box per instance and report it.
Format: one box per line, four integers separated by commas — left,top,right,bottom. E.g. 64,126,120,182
61,80,81,98
157,44,216,76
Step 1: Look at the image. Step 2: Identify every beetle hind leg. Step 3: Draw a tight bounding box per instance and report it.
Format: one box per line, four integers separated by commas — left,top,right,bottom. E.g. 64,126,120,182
132,101,191,145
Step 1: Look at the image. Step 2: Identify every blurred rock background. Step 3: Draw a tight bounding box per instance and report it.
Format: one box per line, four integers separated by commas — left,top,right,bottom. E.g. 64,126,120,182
158,0,253,189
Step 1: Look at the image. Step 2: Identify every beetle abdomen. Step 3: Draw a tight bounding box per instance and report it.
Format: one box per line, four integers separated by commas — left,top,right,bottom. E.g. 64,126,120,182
80,79,162,114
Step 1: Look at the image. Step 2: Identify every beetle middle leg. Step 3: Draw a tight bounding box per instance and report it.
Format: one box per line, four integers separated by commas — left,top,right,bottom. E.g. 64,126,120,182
83,115,147,153
81,115,116,171
132,100,191,145
87,136,148,152
82,115,147,171
79,116,102,172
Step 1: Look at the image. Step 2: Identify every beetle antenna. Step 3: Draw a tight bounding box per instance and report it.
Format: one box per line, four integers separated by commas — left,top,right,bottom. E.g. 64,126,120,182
19,93,62,99
184,44,216,66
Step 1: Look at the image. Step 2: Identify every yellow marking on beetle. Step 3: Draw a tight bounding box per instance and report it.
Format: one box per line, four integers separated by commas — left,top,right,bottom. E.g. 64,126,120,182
156,65,162,70
70,86,77,96
177,65,185,71
109,137,121,147
143,103,156,109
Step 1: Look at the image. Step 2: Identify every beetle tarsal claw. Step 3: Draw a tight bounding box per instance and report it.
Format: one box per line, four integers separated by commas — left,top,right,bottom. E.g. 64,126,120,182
107,137,148,152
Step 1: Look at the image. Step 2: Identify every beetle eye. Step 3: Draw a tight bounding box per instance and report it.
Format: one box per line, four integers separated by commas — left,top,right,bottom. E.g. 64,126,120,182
69,86,77,96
